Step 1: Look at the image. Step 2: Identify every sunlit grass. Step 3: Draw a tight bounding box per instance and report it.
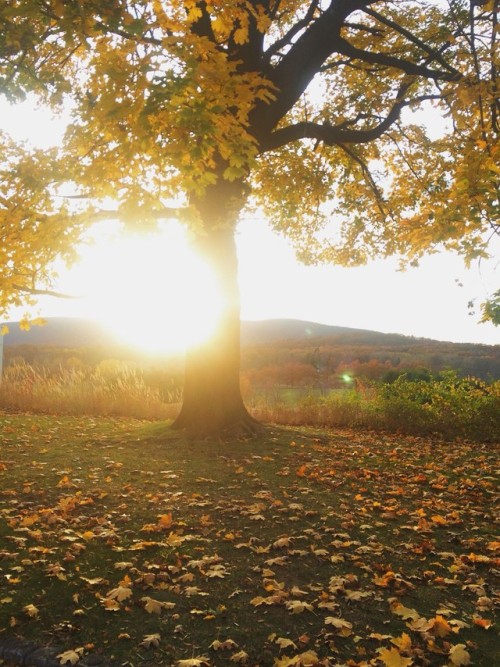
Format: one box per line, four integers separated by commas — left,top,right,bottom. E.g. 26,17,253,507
0,362,498,441
0,361,179,420
0,416,497,665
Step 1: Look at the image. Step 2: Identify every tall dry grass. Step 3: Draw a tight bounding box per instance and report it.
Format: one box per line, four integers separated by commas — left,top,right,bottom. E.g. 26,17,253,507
1,361,498,442
0,360,180,420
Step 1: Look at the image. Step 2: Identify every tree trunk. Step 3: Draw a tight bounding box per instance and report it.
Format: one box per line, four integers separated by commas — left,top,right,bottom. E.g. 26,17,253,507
171,179,261,437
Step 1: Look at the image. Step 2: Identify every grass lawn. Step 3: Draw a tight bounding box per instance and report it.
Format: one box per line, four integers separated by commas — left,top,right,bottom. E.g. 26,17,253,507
0,414,498,666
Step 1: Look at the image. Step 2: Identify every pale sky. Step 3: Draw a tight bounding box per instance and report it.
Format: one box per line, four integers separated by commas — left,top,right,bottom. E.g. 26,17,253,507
1,99,499,348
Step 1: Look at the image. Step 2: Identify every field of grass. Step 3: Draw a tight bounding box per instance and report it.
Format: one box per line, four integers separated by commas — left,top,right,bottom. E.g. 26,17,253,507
1,362,499,443
0,414,498,666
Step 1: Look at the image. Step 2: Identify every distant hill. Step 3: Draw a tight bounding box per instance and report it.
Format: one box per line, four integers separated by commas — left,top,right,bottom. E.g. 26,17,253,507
1,318,118,348
1,315,497,349
1,316,499,380
0,316,392,347
240,319,372,345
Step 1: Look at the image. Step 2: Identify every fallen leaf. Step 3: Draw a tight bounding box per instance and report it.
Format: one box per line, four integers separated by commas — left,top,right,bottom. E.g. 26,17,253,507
378,647,413,667
324,617,353,636
430,615,452,638
275,637,298,650
448,644,471,666
141,596,175,614
230,650,249,663
285,600,313,614
107,584,132,602
140,633,161,649
391,633,412,652
210,639,238,650
57,648,83,665
23,604,39,618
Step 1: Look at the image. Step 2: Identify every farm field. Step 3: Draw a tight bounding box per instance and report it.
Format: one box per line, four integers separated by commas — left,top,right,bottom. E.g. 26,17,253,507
0,415,498,666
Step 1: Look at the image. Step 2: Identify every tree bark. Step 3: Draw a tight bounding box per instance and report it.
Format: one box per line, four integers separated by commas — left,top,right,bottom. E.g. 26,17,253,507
171,179,261,437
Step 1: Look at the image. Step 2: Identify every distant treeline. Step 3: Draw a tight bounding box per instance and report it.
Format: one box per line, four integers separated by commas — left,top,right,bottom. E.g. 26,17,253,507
3,332,500,386
242,333,500,383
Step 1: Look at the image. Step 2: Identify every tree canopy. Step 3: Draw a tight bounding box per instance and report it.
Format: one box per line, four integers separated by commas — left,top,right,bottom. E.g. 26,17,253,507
0,0,498,431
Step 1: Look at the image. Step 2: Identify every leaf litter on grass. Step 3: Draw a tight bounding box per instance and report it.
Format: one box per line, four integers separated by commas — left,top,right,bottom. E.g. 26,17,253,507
0,414,498,666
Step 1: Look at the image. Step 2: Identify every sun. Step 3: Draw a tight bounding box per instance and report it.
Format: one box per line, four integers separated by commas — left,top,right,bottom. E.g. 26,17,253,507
70,222,224,354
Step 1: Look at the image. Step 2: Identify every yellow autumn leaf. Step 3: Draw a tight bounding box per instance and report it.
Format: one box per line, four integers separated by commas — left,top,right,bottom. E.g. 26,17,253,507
57,648,84,665
107,584,132,602
233,27,248,45
275,637,298,650
80,576,105,586
391,633,412,652
114,562,133,570
273,656,300,667
324,617,353,636
23,604,39,618
285,600,313,614
141,596,163,614
448,644,471,666
230,651,249,664
430,615,452,637
377,647,413,667
176,658,210,667
101,598,120,612
210,639,238,650
389,600,420,621
297,651,320,666
140,633,161,649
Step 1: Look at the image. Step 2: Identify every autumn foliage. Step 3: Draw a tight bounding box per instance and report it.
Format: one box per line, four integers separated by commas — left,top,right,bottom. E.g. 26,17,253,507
1,0,499,432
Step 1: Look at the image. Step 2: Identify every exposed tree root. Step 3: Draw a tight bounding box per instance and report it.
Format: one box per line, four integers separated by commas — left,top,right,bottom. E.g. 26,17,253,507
171,410,265,440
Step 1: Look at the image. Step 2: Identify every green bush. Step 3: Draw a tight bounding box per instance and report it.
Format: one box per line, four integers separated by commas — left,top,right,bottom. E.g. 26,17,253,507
252,372,499,442
380,371,500,441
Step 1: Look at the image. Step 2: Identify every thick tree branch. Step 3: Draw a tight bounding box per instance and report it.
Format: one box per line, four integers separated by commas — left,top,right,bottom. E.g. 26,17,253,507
11,284,79,299
260,79,412,151
335,36,461,82
188,1,216,42
252,3,349,136
265,0,320,58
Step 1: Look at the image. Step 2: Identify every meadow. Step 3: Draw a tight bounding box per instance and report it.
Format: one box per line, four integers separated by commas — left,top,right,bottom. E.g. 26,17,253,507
0,356,498,666
0,415,498,666
0,358,499,442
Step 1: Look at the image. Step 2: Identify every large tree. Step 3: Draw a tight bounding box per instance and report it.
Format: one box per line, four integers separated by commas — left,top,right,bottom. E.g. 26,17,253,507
0,1,498,434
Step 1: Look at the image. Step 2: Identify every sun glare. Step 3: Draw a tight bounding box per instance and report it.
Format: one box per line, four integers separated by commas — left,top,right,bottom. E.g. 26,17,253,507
69,223,224,354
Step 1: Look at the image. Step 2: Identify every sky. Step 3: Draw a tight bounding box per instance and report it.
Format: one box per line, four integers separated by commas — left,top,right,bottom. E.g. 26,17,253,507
1,99,499,349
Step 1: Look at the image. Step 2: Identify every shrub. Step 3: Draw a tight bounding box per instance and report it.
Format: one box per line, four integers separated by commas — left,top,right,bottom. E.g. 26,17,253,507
379,372,500,441
251,372,500,442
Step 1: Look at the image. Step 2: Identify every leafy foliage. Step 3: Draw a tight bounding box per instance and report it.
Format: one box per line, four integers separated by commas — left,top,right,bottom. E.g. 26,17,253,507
0,0,498,317
0,416,498,664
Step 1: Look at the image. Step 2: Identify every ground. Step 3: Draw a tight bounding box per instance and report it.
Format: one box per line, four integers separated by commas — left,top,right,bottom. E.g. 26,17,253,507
0,415,498,666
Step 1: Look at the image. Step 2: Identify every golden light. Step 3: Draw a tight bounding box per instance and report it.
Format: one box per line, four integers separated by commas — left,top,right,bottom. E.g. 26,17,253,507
71,222,224,354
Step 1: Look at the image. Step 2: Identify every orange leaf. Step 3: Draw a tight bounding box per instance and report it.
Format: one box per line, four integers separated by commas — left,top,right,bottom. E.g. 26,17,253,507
473,616,492,629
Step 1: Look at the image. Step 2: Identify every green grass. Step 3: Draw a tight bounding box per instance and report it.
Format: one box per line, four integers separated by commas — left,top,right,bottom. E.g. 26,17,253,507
0,414,498,666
